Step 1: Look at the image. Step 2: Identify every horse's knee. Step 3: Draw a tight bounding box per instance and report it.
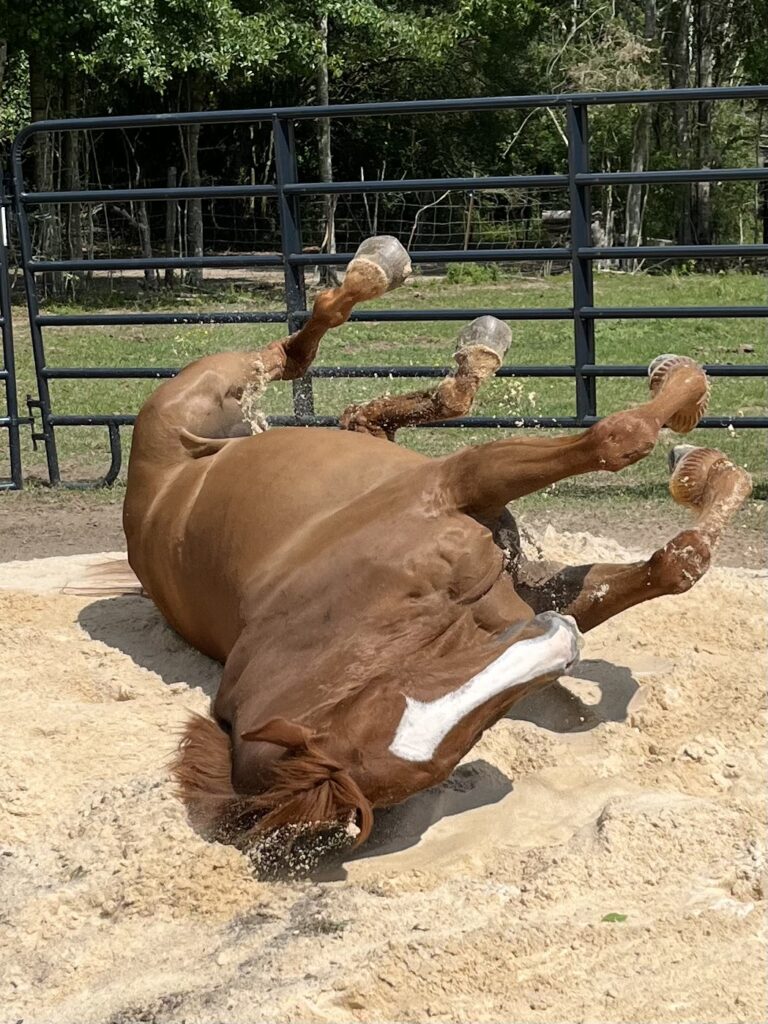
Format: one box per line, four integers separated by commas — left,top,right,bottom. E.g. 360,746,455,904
648,530,711,594
338,404,391,439
589,411,658,472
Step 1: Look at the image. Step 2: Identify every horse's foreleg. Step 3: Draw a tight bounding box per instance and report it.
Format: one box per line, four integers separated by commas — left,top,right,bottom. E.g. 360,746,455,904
515,445,752,632
339,316,511,440
278,235,412,379
131,236,411,454
439,354,709,521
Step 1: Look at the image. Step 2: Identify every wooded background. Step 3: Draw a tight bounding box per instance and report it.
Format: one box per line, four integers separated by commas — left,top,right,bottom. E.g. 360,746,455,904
1,1,766,287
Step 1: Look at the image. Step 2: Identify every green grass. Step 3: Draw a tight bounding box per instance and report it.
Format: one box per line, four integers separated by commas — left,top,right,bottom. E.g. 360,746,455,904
3,270,767,499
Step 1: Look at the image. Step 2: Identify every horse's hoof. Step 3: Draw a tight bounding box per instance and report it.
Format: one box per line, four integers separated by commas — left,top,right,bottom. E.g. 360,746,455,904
454,316,511,377
648,354,709,433
454,316,512,373
345,236,412,298
668,444,750,509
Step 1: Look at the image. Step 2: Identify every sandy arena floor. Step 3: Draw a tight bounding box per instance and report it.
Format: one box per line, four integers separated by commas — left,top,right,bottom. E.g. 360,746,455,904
0,526,766,1024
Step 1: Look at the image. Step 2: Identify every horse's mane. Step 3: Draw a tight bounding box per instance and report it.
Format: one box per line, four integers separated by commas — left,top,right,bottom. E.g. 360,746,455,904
172,713,373,847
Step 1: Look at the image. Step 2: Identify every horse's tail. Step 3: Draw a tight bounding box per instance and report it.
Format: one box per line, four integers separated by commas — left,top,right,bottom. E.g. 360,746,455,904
61,558,144,597
172,714,373,847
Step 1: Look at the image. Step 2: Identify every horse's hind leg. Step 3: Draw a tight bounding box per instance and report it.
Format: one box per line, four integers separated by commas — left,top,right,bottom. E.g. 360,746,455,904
514,445,752,632
439,354,710,521
339,316,512,440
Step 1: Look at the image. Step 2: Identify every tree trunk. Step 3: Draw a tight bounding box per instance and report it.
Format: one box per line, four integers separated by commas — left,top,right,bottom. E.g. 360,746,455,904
625,108,652,254
165,165,178,288
136,201,157,288
0,39,7,97
694,0,715,244
761,140,768,245
82,131,95,274
185,75,205,287
667,0,693,244
28,52,51,193
316,14,339,286
62,71,83,268
28,52,60,291
624,0,657,266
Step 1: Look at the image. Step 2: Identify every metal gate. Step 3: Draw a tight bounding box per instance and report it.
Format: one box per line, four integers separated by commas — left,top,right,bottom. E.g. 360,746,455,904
7,85,768,487
0,179,22,490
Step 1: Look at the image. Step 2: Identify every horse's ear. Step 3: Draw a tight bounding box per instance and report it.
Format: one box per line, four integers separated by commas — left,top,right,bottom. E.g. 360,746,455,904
240,717,314,750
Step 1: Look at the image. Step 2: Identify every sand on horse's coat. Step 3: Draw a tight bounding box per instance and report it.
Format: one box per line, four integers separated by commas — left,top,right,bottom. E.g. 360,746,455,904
0,526,765,1024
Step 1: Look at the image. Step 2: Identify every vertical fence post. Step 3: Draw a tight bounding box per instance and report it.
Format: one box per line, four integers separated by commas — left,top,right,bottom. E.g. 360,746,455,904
0,177,22,488
10,139,61,484
566,102,597,423
273,115,314,419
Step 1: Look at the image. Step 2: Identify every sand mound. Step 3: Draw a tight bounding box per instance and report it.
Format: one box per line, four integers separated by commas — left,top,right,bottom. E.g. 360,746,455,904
1,529,765,1024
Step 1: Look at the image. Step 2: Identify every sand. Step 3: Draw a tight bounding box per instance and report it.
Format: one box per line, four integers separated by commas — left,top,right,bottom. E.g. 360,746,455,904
0,527,765,1024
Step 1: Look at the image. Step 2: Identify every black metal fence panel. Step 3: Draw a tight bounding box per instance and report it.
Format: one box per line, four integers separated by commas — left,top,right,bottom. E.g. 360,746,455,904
0,180,22,490
7,86,768,486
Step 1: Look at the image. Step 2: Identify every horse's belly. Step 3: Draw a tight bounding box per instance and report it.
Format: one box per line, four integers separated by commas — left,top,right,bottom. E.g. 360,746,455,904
134,428,426,660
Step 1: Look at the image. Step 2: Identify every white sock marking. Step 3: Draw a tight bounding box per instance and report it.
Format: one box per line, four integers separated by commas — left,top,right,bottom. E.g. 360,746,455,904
389,612,582,763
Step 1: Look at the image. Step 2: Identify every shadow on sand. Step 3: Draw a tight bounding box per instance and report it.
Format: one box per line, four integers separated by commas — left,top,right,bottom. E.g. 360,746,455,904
78,595,221,699
507,659,639,733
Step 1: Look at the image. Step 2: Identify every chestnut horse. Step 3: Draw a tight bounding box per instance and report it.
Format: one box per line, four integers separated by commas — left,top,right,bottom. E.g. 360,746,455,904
122,236,751,846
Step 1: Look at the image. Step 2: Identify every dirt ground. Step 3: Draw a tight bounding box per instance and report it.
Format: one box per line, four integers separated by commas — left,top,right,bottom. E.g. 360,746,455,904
1,488,765,568
0,524,765,1024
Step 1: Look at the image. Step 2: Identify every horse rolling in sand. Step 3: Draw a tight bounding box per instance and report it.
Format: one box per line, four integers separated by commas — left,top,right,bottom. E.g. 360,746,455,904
121,236,752,848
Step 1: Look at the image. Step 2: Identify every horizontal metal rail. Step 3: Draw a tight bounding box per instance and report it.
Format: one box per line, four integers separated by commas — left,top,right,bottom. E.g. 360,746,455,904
11,85,768,147
37,308,576,327
581,244,768,258
289,248,570,265
38,311,290,326
30,255,284,272
28,249,768,277
21,167,767,208
43,411,767,429
576,167,768,185
28,249,572,277
20,174,571,205
19,184,278,205
35,305,768,327
42,362,768,380
580,305,768,318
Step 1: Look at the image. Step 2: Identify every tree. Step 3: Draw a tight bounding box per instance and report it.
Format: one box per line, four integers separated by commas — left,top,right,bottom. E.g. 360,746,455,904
2,0,762,277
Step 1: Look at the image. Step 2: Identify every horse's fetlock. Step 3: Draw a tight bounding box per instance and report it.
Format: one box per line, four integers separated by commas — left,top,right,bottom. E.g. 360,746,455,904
438,380,472,419
649,530,711,594
591,413,656,471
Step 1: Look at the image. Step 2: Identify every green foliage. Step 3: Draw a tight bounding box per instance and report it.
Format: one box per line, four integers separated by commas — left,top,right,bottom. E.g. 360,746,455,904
445,262,501,284
79,1,315,87
1,0,764,250
601,913,628,923
0,51,30,146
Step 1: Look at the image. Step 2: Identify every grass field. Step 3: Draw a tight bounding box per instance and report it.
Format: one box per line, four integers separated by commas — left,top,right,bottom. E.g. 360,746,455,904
3,269,766,507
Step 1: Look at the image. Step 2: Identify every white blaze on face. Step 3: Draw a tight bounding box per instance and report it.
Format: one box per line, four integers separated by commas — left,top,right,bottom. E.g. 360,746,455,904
389,612,582,763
